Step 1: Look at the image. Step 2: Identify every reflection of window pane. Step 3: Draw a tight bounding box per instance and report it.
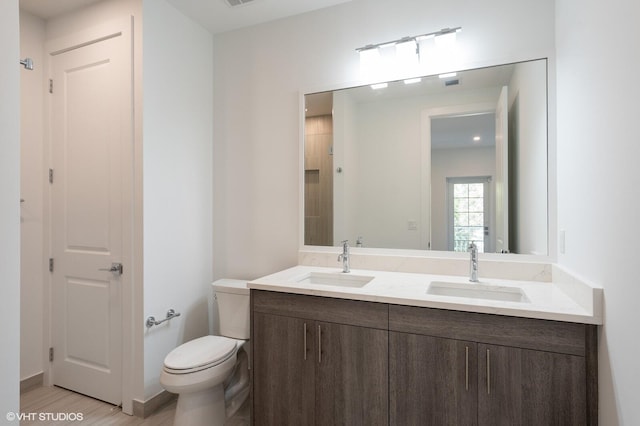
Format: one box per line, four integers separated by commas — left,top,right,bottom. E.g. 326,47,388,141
454,199,469,211
451,180,486,253
469,213,483,226
454,227,471,240
469,198,483,212
454,240,468,252
469,183,483,197
454,184,468,197
454,212,469,226
471,227,484,241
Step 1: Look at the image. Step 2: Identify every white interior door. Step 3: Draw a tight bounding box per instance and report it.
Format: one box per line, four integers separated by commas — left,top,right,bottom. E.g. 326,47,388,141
50,24,131,405
494,86,509,253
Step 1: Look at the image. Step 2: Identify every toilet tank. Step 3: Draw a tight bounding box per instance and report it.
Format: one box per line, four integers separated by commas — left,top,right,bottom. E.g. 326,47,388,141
212,279,250,339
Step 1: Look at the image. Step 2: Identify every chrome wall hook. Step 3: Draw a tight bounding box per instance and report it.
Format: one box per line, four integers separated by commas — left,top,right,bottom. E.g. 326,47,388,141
20,58,34,70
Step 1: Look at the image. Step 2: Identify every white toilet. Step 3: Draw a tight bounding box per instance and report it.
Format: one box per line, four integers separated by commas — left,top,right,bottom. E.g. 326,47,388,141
160,279,250,426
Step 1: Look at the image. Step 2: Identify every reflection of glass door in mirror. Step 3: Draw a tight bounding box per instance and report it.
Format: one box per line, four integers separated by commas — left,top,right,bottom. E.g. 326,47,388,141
446,177,491,252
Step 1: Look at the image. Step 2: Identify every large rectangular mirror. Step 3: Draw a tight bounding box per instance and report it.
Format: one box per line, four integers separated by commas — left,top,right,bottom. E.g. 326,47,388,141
304,59,548,255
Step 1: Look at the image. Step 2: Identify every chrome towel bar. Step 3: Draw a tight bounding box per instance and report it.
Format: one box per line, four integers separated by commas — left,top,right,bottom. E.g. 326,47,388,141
146,309,181,328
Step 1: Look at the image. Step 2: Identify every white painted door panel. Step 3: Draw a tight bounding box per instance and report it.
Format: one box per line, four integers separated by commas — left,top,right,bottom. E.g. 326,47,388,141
50,28,130,406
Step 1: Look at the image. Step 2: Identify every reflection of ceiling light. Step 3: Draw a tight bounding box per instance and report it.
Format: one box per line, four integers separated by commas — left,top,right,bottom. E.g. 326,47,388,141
473,136,481,142
371,83,388,90
404,78,422,85
439,72,457,79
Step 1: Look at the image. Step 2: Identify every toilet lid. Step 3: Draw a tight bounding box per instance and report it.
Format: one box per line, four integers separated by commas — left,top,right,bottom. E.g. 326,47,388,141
164,335,237,371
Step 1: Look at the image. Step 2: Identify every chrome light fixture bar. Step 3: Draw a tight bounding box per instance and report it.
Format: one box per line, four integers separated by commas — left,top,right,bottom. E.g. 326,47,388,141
355,27,462,53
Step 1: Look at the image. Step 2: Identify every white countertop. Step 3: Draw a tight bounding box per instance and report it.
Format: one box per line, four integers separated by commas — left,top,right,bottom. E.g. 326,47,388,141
248,265,603,325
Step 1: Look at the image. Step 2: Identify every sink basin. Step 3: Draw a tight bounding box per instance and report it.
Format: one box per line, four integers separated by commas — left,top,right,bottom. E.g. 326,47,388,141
427,281,530,303
295,272,374,288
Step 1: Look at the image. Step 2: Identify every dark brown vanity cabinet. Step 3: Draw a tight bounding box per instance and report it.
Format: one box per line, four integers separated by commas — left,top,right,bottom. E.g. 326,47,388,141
251,290,597,426
389,305,598,426
251,290,388,426
390,332,478,424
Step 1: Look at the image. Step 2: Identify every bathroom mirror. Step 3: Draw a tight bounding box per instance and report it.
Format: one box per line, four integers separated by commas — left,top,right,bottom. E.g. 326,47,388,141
303,58,548,255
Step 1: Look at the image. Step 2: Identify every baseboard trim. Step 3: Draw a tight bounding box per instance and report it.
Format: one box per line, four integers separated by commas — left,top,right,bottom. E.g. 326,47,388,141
132,390,176,418
20,372,44,394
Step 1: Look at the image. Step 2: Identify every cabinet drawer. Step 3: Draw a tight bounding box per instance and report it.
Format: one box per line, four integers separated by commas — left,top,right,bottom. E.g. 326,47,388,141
389,304,587,356
252,290,388,329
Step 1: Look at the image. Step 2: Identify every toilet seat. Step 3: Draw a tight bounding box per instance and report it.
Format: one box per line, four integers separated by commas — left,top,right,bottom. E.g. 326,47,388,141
164,336,237,375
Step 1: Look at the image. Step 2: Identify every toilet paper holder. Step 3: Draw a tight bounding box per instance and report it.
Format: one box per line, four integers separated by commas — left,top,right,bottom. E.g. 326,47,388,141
146,309,181,328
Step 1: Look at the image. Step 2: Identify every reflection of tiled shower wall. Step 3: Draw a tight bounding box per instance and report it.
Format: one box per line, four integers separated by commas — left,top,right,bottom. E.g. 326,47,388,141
304,115,333,246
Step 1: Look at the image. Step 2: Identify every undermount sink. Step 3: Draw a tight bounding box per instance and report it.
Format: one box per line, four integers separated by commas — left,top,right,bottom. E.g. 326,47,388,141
427,281,530,303
295,272,374,288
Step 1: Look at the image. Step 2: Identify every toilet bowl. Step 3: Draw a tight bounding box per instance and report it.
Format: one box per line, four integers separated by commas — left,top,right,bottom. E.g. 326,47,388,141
160,279,250,426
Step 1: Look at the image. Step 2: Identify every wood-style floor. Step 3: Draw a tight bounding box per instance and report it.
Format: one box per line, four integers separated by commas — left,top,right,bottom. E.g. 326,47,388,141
20,386,250,425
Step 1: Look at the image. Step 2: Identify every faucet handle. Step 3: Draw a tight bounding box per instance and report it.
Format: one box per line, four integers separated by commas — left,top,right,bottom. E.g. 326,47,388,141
341,239,349,248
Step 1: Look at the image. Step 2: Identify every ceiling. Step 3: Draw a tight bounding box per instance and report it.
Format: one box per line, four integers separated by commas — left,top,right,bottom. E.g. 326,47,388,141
19,0,353,34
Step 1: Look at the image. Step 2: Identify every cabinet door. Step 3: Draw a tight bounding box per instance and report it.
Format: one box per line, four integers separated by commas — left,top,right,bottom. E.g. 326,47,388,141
390,332,477,425
478,344,586,426
316,322,388,426
252,313,315,426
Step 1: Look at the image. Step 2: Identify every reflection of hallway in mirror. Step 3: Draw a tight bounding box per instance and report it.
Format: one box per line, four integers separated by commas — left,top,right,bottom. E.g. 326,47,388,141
304,114,333,246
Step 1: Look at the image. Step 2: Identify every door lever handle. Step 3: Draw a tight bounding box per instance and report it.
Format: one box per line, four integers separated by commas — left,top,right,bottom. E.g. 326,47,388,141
99,262,123,276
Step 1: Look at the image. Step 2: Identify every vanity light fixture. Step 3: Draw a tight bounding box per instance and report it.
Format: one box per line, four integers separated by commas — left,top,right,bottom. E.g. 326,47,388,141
357,27,461,82
473,136,481,142
439,72,457,79
370,82,388,90
356,27,461,55
404,77,422,85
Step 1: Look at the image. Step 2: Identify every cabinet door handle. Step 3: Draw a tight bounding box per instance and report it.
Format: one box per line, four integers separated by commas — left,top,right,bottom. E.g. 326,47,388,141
486,348,491,395
303,322,307,361
318,325,322,364
465,346,469,391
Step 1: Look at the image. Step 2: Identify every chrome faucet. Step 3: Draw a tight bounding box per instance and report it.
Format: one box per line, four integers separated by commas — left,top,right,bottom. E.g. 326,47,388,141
468,241,479,282
337,240,350,273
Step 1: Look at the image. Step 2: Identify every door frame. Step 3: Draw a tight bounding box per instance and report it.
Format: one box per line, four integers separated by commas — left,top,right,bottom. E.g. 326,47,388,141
42,16,136,414
421,102,494,251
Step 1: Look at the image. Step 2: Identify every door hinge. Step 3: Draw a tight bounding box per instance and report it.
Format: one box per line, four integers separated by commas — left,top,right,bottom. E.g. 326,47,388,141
49,258,54,272
49,347,54,362
49,168,54,184
49,79,53,94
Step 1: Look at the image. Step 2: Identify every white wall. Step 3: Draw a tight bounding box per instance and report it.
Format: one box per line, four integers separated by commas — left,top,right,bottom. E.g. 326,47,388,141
142,0,214,400
212,0,556,279
19,10,45,382
0,0,21,420
556,0,640,424
351,96,423,249
508,60,548,255
332,90,356,244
